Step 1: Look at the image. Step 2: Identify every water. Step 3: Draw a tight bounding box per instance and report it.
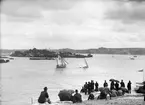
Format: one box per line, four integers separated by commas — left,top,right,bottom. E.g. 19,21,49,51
1,54,145,105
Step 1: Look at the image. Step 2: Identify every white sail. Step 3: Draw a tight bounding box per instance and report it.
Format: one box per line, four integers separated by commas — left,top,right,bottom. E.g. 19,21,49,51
56,57,62,65
127,50,135,60
79,58,88,68
56,55,67,68
62,58,68,65
84,58,88,67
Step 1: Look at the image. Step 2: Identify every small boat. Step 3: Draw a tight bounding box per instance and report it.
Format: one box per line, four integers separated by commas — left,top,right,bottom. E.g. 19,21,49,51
83,58,89,68
134,82,145,94
129,57,135,60
87,53,93,57
80,58,89,69
29,57,55,60
0,58,9,63
56,55,68,68
127,51,135,60
0,56,14,60
135,69,145,93
9,57,14,60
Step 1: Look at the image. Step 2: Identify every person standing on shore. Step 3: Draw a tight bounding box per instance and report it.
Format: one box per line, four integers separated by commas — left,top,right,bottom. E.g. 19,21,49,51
38,87,51,104
88,82,92,94
127,80,132,94
91,80,94,92
95,81,99,91
84,82,88,95
110,81,115,90
103,80,108,87
120,80,125,88
115,82,119,91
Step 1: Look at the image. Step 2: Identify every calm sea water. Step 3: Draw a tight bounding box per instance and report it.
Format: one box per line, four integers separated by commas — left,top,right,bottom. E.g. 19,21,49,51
1,54,145,105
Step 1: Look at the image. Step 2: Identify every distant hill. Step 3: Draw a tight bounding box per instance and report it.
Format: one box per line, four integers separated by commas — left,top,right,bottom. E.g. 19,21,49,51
1,47,145,56
59,47,145,55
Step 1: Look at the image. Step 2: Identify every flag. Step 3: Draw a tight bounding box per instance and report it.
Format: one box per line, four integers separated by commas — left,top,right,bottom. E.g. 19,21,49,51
138,69,143,72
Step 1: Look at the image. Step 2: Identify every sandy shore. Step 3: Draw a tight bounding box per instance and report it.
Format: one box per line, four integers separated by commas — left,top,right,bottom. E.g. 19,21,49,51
53,94,144,105
81,95,143,105
33,94,144,105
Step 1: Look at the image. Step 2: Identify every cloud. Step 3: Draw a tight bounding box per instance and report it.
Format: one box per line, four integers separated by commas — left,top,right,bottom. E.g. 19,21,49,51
112,0,145,2
1,0,145,49
1,0,43,21
128,0,145,2
1,0,77,22
106,1,145,24
41,0,109,26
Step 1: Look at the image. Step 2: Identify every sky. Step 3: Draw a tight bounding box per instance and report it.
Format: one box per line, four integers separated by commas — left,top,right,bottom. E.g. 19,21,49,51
1,0,145,49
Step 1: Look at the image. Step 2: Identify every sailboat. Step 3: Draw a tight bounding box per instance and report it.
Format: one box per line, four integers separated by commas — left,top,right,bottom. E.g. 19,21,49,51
134,69,145,93
79,58,89,69
83,58,89,68
127,50,135,60
56,55,68,68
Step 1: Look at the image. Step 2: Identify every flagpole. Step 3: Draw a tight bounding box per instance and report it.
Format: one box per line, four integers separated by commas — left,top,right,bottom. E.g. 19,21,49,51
138,69,144,82
143,69,144,82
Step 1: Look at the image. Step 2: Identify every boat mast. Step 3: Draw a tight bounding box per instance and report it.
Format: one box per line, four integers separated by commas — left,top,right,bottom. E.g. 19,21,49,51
56,55,59,66
61,58,64,66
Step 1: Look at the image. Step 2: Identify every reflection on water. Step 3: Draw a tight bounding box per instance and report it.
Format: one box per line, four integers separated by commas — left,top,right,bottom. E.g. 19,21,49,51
1,55,145,105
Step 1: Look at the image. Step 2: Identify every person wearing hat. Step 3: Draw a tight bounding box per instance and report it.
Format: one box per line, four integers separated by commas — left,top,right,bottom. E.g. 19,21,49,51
103,80,108,88
38,87,51,104
72,89,82,103
120,80,125,88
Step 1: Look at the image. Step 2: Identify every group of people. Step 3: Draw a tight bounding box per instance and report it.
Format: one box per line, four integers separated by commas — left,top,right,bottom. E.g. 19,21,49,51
103,80,132,94
81,80,99,95
38,87,82,104
81,79,132,95
38,80,132,104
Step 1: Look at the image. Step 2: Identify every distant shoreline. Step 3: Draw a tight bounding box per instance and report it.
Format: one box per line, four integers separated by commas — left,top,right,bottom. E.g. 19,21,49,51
1,47,145,56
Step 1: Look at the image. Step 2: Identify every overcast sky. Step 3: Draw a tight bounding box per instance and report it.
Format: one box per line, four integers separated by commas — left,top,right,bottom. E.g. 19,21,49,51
1,0,145,49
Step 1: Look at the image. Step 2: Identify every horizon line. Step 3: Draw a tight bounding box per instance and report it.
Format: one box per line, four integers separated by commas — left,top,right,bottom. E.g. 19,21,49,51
1,47,145,50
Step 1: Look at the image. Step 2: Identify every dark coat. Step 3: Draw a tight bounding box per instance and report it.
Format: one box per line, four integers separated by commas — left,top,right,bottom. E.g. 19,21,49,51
104,82,108,87
38,91,49,103
127,82,131,90
115,82,119,90
110,82,115,90
120,81,125,87
72,93,82,103
88,93,94,100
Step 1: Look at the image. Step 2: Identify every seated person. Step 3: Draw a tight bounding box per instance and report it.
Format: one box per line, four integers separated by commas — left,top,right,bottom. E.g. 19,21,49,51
80,86,85,93
98,89,111,100
72,89,82,103
38,87,51,104
88,93,94,100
